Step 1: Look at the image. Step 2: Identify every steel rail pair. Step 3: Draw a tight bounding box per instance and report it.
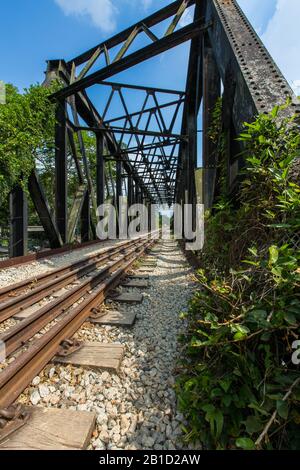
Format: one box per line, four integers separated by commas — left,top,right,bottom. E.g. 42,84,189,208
0,234,156,410
0,238,148,320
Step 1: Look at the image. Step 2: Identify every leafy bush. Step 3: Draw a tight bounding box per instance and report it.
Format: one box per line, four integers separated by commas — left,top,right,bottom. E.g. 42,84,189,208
176,104,300,450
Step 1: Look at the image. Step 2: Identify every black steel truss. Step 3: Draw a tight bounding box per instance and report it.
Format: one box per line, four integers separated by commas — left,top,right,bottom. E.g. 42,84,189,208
8,0,300,257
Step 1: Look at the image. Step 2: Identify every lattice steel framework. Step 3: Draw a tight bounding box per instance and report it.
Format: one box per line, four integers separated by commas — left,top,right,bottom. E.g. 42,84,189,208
9,0,300,257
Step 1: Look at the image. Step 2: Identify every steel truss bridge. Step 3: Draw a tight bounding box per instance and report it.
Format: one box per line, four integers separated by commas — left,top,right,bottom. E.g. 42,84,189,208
8,0,300,257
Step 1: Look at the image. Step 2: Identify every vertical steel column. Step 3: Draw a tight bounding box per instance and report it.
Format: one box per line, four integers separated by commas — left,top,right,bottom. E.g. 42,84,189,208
186,112,197,203
55,100,68,243
188,105,198,233
220,66,237,197
147,200,152,234
128,174,134,208
202,35,220,208
116,161,122,206
185,34,203,233
177,0,205,237
96,134,105,208
9,186,28,258
140,189,144,206
81,191,90,242
127,174,134,232
139,187,144,206
134,181,139,205
116,160,122,236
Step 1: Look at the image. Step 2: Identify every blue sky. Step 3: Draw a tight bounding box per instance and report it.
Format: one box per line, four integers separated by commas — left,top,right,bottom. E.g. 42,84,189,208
0,0,299,94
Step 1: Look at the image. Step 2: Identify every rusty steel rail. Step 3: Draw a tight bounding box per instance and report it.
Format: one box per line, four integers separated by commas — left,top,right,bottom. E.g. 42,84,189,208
0,238,143,303
0,235,156,409
0,238,150,357
0,238,151,322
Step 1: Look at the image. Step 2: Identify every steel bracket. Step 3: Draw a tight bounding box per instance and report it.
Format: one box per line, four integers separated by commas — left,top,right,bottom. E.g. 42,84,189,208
57,339,83,357
0,404,30,442
90,307,107,320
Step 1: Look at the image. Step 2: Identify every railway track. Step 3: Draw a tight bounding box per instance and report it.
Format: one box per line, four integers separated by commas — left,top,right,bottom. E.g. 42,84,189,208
0,234,157,436
0,238,149,320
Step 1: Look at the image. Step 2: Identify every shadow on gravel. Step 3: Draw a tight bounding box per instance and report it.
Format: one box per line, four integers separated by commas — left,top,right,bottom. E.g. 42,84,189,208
115,242,194,451
155,255,189,266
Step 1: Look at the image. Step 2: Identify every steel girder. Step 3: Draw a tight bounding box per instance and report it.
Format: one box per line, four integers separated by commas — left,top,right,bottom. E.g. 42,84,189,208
176,0,300,210
9,0,300,256
49,0,208,210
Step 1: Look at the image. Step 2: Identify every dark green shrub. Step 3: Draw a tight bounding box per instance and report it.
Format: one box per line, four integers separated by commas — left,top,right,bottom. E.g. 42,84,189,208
176,104,300,450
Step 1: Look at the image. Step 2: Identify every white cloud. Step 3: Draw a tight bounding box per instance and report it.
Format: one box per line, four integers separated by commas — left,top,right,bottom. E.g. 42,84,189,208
261,0,300,94
54,0,118,33
142,0,152,10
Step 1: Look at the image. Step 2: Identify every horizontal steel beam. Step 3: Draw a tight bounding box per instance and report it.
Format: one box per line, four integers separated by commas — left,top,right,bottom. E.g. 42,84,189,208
73,124,186,140
52,21,210,101
101,80,185,96
104,98,185,125
105,138,181,157
69,0,196,66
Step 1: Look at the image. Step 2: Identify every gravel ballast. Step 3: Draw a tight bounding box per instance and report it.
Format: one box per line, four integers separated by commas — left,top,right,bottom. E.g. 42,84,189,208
13,240,196,450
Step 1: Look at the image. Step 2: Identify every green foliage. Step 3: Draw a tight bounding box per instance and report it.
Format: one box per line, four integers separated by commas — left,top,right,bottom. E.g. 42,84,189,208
0,81,115,238
176,103,300,450
0,82,59,206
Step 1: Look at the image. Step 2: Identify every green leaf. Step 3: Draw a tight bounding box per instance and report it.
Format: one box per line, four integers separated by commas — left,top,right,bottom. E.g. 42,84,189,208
276,400,289,419
222,394,232,407
248,247,258,257
220,379,231,393
284,312,297,325
248,403,269,416
269,245,279,265
259,135,266,144
236,437,256,450
215,410,224,438
247,310,268,327
242,260,260,266
202,405,224,438
249,309,267,320
232,325,250,341
245,416,263,434
201,404,215,414
261,332,271,342
271,105,280,118
211,388,223,398
238,132,253,140
234,331,247,341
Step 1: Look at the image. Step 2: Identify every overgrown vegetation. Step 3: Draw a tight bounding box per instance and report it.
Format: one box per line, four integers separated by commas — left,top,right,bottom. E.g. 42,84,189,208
0,82,116,247
176,102,300,450
0,83,59,207
0,82,116,207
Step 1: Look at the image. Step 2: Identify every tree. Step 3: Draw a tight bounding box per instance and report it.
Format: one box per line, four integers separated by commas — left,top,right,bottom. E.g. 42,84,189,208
0,82,59,207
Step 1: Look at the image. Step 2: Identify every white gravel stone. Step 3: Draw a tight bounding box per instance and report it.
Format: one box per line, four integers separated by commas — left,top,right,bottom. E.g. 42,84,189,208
93,439,106,450
99,430,110,444
32,377,41,386
142,436,156,448
30,390,41,405
39,384,50,398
